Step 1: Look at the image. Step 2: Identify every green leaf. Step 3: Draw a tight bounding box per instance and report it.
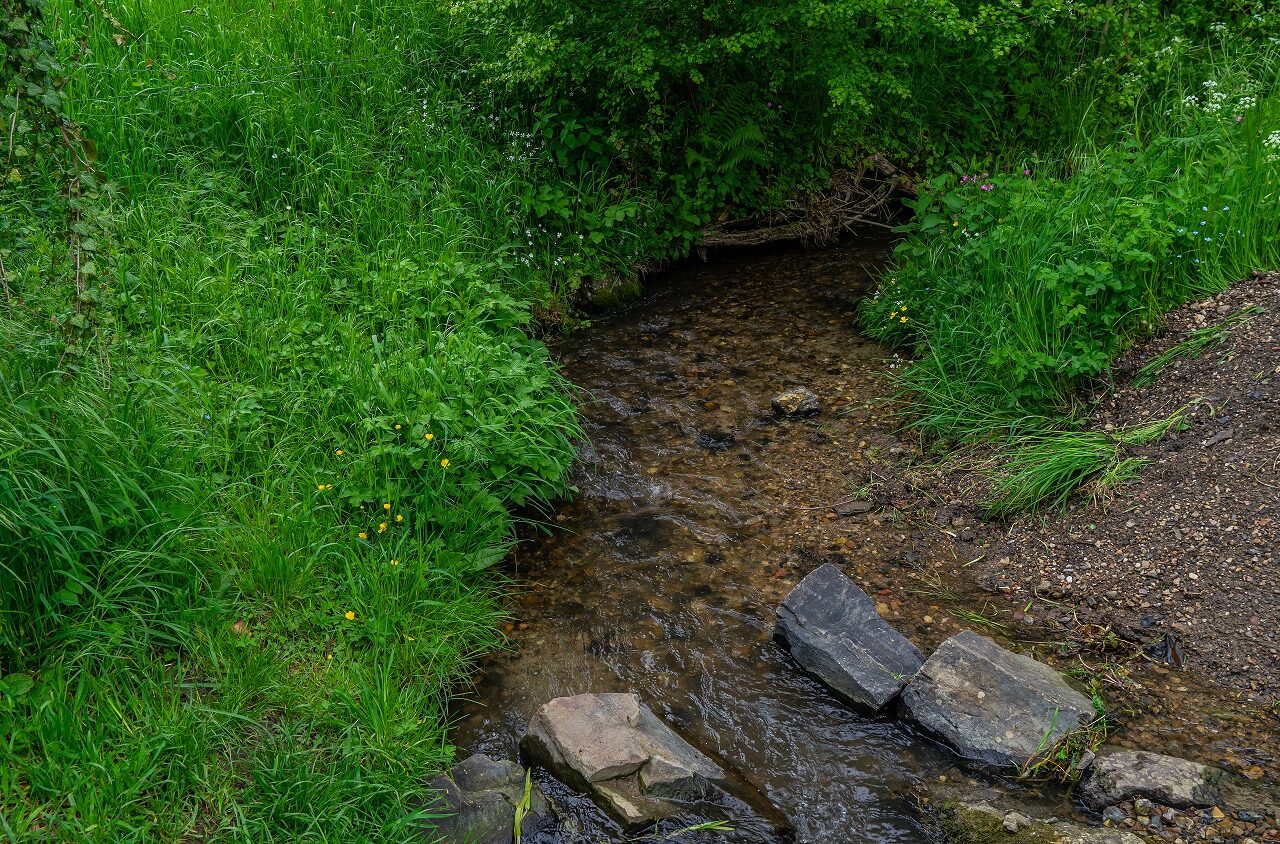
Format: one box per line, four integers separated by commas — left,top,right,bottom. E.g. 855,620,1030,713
2,673,34,698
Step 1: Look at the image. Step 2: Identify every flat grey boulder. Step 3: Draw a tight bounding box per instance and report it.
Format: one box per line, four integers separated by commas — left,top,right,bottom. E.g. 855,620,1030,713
775,563,924,709
901,630,1095,769
1079,748,1221,811
423,754,553,844
771,386,820,416
522,693,725,828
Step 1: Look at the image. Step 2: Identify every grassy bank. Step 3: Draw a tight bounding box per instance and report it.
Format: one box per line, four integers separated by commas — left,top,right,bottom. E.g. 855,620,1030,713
861,34,1280,507
2,0,583,839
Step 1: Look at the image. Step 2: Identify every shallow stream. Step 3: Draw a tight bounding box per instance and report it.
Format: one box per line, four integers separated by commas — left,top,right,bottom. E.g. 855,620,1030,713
451,240,1054,842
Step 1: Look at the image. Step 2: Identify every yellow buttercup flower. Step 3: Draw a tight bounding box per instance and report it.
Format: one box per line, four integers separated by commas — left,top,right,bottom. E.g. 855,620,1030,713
336,449,344,456
440,458,450,468
383,502,391,511
424,432,434,441
395,514,403,523
317,484,325,491
358,531,368,540
378,522,387,533
900,316,908,323
390,559,399,567
344,611,355,621
395,424,401,430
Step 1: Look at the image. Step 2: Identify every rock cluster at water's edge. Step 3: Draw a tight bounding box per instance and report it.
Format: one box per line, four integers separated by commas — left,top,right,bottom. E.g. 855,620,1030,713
423,754,554,844
521,692,726,828
775,562,924,709
900,629,1097,770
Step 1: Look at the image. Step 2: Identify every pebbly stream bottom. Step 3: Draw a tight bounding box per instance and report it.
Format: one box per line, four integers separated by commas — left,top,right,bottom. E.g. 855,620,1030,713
453,240,1017,842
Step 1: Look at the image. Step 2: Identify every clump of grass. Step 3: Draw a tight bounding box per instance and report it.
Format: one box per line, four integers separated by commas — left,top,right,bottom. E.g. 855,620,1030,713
985,411,1188,516
1017,692,1109,784
1132,305,1265,386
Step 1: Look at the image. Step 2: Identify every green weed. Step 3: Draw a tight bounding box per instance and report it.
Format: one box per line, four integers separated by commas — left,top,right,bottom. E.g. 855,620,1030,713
983,411,1188,516
1132,305,1265,386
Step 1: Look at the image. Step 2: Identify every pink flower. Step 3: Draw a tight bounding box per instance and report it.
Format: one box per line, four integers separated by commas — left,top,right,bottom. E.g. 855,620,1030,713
1023,168,1032,176
980,183,995,191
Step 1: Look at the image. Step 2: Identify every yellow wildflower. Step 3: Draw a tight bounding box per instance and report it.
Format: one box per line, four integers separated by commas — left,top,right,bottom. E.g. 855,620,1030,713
358,531,368,540
378,522,387,533
900,316,908,323
395,424,401,430
395,514,403,523
317,484,325,491
390,559,399,567
336,449,344,456
344,611,355,621
383,502,391,511
440,458,450,468
326,653,332,660
424,432,434,441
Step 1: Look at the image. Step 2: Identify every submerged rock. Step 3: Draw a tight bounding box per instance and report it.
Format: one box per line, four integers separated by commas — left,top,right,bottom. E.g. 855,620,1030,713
937,800,1144,844
423,754,554,844
521,692,725,828
1079,749,1221,811
900,630,1095,769
771,386,820,417
775,563,924,709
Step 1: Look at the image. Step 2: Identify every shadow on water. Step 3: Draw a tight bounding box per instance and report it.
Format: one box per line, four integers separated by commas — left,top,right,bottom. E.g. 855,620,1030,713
452,238,959,842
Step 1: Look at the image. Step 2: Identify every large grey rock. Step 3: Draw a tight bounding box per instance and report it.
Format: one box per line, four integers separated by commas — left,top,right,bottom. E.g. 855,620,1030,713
771,386,820,416
900,630,1095,769
1079,748,1221,811
423,754,553,844
521,693,725,828
775,563,924,709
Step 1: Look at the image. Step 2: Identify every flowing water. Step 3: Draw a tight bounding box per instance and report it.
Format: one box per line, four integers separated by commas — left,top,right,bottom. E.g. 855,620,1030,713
452,239,1034,842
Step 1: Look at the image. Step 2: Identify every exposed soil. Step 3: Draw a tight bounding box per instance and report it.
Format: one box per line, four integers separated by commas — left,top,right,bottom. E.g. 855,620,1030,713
968,271,1280,707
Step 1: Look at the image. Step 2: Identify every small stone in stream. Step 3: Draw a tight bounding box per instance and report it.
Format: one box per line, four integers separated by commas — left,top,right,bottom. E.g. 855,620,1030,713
423,754,554,844
1102,806,1128,825
833,500,874,517
900,630,1095,769
1080,749,1221,811
1134,798,1155,815
775,563,925,710
771,386,820,417
521,693,725,828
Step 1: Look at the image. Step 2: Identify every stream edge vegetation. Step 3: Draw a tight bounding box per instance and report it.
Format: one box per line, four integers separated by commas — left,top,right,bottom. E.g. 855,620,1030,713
3,0,1279,839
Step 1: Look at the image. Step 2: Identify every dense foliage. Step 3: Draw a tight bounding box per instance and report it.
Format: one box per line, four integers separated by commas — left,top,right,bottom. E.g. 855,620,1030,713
3,0,1279,838
863,31,1280,436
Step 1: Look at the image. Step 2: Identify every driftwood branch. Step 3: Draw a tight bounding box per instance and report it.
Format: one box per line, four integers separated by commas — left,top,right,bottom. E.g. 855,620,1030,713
701,156,914,248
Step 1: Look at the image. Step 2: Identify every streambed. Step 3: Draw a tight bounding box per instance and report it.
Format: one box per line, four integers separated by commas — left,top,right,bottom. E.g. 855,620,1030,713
450,239,1070,842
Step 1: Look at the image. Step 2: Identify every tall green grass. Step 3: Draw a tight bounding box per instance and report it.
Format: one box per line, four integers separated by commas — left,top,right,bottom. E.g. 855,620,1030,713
2,0,581,839
864,40,1280,443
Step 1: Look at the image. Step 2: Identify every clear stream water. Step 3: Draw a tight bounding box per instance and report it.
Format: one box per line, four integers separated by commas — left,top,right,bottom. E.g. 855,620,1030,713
451,240,1038,843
